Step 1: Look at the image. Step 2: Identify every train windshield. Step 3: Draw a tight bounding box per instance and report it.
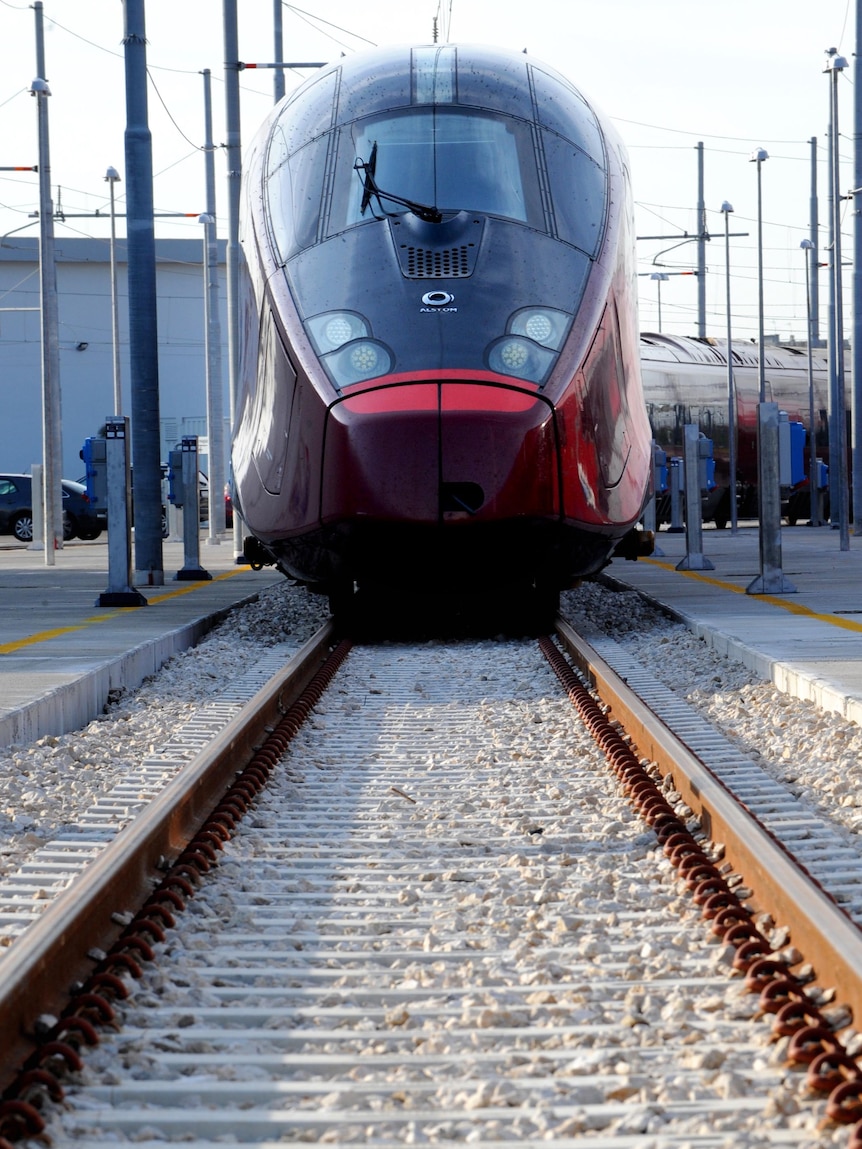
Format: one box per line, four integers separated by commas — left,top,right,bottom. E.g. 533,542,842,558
329,109,544,231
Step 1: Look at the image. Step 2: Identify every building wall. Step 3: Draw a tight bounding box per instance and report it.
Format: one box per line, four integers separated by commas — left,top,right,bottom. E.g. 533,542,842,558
0,237,229,480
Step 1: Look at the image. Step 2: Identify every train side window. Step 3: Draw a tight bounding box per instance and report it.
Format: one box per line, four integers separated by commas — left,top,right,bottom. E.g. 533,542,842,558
266,135,329,260
542,131,606,257
529,66,604,164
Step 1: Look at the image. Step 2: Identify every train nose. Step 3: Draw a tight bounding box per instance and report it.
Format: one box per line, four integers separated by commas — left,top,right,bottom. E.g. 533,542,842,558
321,380,559,522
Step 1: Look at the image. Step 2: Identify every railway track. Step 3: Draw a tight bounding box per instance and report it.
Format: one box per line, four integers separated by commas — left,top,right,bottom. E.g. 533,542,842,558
2,619,862,1147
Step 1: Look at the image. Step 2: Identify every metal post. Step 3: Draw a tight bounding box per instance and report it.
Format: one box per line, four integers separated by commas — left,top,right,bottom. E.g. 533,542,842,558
721,201,738,534
746,403,797,594
668,458,684,533
273,0,285,103
176,436,210,581
105,166,122,416
200,68,226,547
826,51,850,549
696,141,706,339
650,272,668,332
99,417,146,606
647,442,665,557
810,137,821,346
124,0,164,585
750,148,769,403
802,239,821,527
676,425,714,571
223,0,246,563
32,2,62,563
853,14,862,534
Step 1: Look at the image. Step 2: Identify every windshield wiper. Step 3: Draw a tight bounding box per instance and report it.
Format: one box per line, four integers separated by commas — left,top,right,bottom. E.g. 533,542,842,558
355,143,442,224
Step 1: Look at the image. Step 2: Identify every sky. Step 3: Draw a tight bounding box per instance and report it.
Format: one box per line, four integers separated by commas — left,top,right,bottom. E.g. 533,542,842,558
0,0,856,344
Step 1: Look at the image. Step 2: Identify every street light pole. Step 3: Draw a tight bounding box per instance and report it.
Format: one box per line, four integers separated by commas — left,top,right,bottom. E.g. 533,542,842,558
199,66,225,546
750,147,769,403
720,201,738,534
649,272,668,332
105,166,122,415
31,5,62,563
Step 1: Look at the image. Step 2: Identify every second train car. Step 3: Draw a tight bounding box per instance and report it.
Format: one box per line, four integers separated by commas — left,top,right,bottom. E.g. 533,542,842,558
232,43,653,617
641,332,837,527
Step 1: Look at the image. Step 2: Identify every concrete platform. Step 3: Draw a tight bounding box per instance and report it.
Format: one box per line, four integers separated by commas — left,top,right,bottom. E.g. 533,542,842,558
604,523,862,725
0,537,283,748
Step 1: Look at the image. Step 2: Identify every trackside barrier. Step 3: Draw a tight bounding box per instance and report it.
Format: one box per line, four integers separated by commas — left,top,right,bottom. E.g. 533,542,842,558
641,442,666,557
746,402,796,595
676,424,715,572
168,436,211,582
83,418,147,607
668,457,684,533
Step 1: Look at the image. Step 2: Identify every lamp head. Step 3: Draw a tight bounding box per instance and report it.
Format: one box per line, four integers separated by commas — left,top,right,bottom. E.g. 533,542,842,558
750,148,769,163
720,201,734,213
104,167,121,183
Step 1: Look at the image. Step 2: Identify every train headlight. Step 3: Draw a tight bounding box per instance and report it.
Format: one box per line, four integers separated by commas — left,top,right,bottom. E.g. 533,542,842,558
508,307,571,350
306,310,369,354
323,338,394,387
486,336,556,384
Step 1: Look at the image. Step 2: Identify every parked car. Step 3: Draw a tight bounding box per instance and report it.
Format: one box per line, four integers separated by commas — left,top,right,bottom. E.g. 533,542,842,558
0,474,105,543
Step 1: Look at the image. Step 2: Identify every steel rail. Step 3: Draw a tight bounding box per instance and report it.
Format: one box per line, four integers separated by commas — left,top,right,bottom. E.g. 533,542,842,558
555,614,862,1032
0,619,336,1087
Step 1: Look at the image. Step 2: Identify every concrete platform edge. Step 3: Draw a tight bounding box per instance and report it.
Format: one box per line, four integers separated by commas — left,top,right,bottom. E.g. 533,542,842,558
599,572,862,727
1,590,262,749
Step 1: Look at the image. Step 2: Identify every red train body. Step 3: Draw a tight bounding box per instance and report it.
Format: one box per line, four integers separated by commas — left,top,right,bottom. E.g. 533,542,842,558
232,44,653,613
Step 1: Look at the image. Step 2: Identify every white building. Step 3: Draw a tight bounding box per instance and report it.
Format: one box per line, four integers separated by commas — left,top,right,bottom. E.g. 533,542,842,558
0,236,228,480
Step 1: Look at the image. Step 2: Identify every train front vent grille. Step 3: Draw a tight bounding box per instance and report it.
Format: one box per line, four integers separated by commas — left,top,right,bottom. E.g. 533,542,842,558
403,245,473,278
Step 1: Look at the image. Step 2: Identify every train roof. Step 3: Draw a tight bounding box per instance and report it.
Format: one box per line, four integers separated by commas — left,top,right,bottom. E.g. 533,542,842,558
270,43,609,160
640,331,830,371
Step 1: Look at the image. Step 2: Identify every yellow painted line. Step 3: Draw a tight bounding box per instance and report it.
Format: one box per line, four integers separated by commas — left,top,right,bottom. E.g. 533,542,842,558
641,556,862,634
0,567,247,655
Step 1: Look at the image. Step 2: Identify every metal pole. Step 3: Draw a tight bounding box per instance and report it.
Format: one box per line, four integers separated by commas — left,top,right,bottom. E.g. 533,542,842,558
676,424,714,572
810,136,821,345
722,203,738,534
828,53,850,549
106,167,122,415
751,148,768,403
657,279,662,332
32,2,62,563
124,0,164,585
827,110,840,525
201,68,225,547
802,241,820,526
273,0,284,103
223,0,245,562
746,403,797,594
696,141,706,339
853,12,862,534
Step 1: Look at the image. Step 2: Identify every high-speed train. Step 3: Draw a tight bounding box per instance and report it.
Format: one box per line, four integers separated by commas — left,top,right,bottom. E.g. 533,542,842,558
232,43,654,618
640,332,836,526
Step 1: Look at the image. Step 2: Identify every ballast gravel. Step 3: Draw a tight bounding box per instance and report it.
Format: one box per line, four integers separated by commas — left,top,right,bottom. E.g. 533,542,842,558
0,581,328,883
43,640,827,1146
562,580,862,847
1,575,861,886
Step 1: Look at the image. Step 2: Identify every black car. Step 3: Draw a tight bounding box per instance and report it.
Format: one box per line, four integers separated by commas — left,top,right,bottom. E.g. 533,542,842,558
0,474,105,543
